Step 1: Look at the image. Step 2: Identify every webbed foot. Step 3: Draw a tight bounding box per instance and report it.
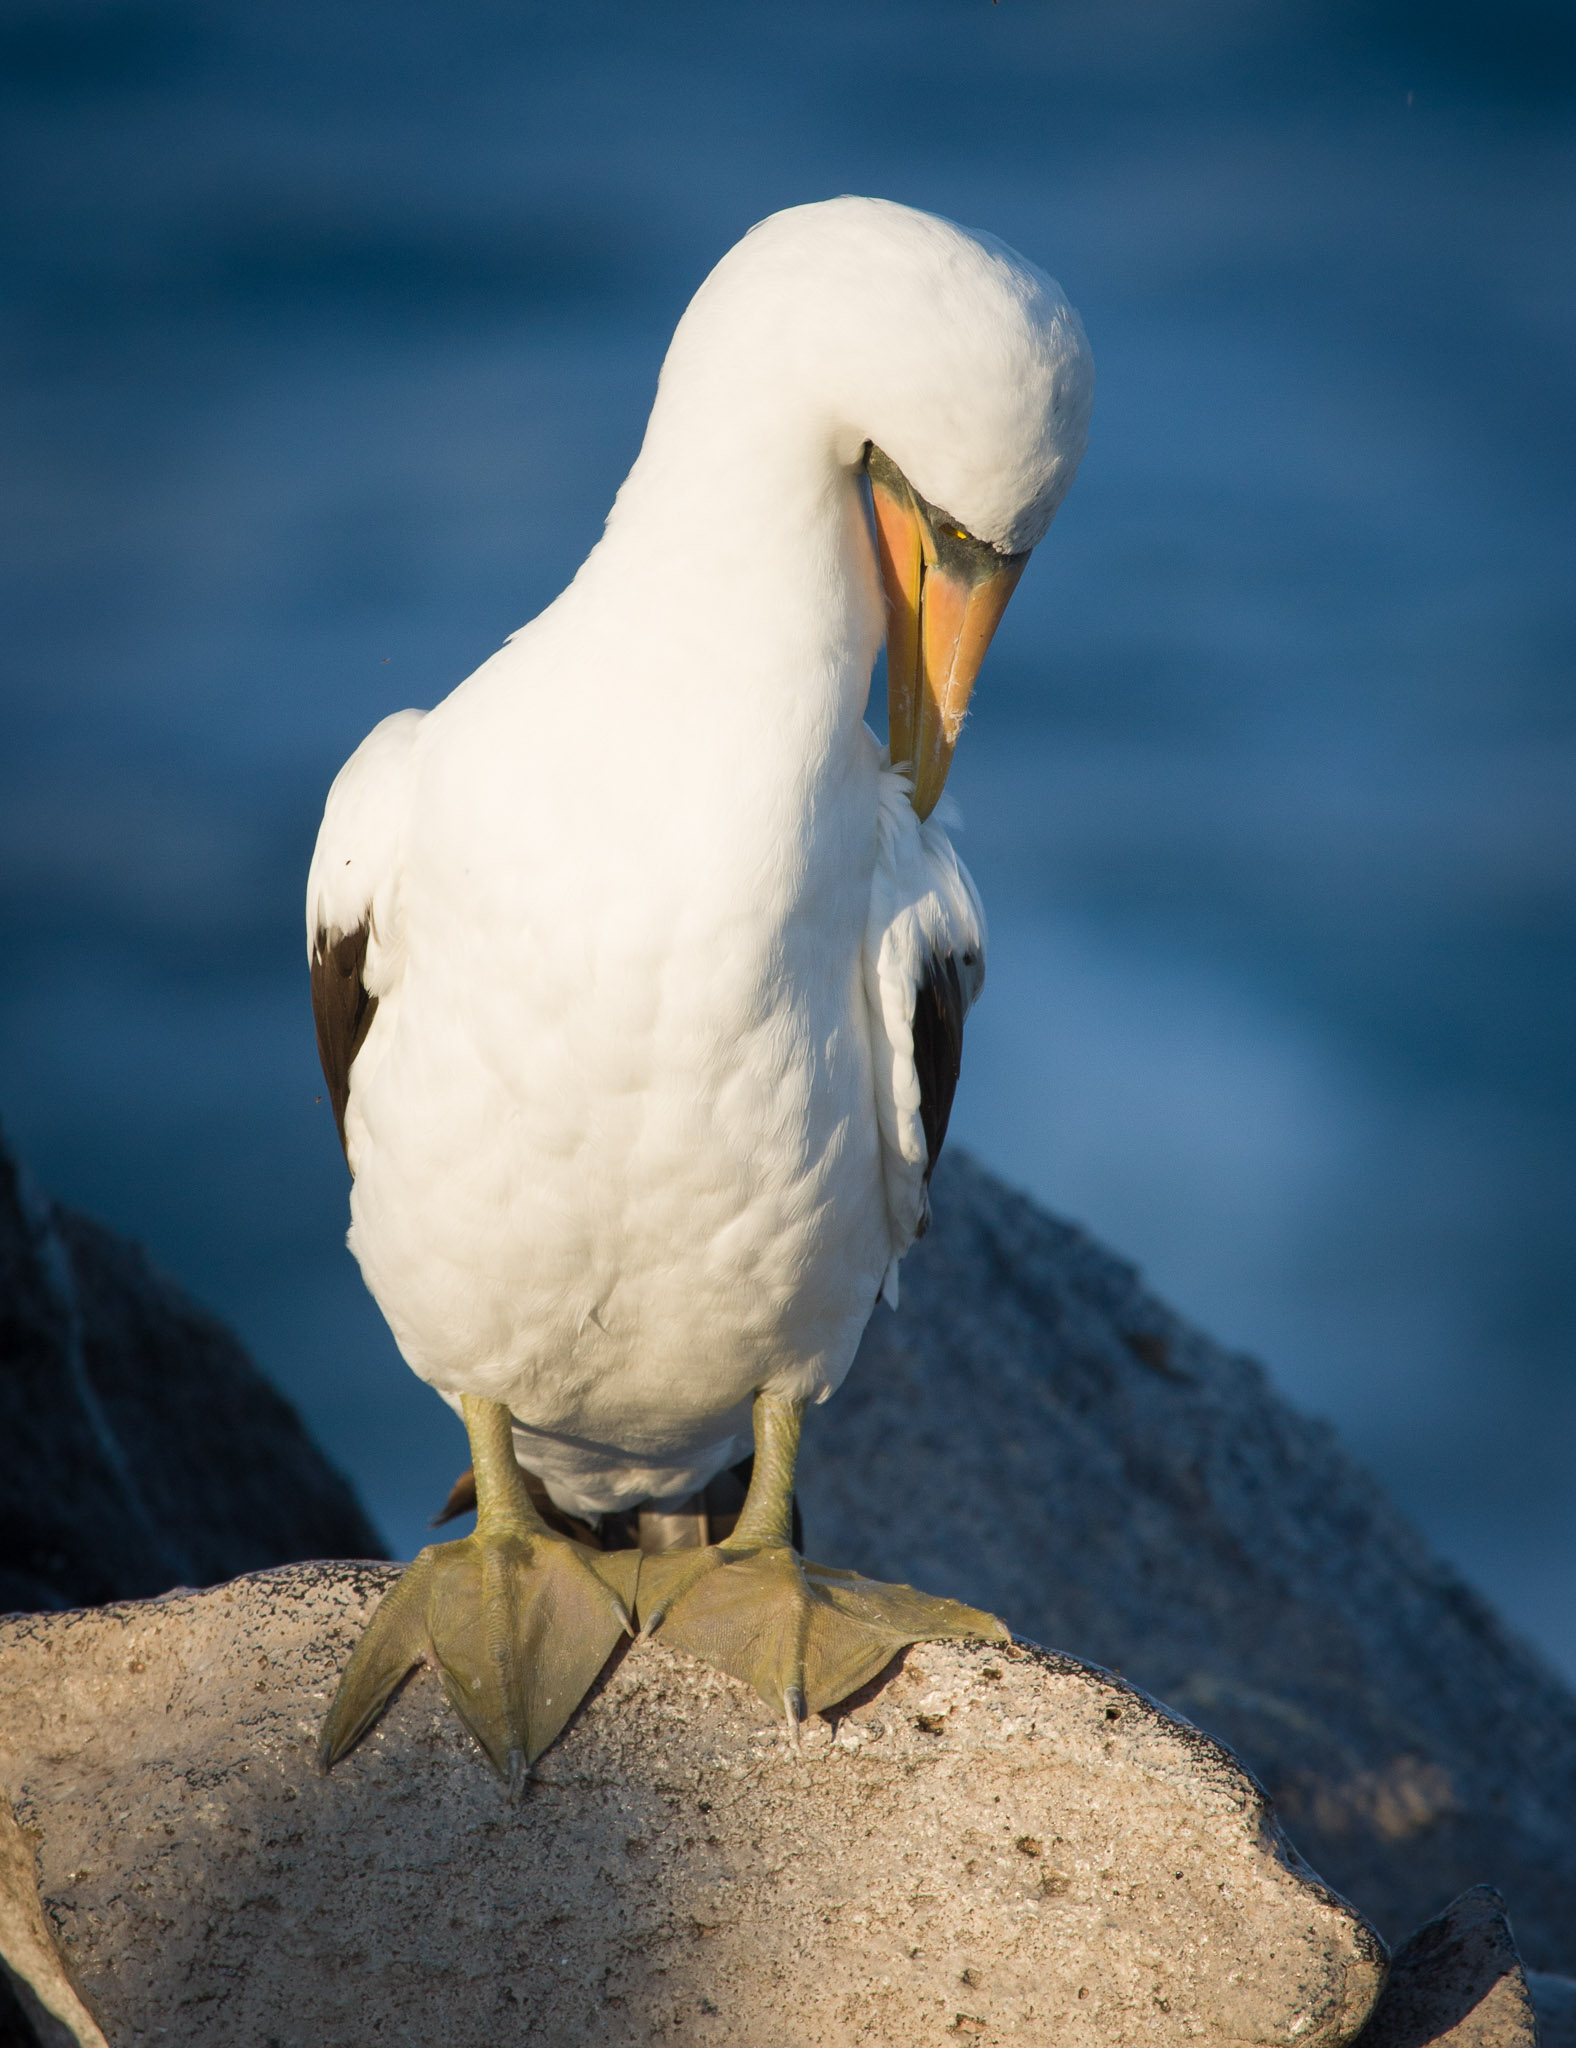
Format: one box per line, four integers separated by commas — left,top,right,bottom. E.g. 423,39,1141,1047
638,1538,1005,1727
636,1391,1006,1728
320,1398,638,1792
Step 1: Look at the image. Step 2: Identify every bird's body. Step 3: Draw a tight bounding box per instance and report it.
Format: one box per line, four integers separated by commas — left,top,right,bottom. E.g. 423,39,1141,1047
309,197,1091,1782
312,664,975,1514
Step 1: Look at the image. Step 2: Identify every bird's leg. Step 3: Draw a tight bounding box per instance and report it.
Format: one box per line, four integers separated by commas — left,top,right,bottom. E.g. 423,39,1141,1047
637,1392,1006,1734
320,1395,638,1795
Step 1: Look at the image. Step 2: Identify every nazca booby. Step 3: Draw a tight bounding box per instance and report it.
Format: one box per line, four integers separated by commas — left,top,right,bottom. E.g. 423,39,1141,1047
309,196,1093,1789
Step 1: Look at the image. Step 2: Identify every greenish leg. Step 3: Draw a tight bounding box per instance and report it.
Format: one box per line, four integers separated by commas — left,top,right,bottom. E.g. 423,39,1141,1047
637,1392,1007,1734
320,1394,637,1796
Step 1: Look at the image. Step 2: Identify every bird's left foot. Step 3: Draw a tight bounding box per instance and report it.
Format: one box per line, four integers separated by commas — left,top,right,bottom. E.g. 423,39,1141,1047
636,1388,1005,1730
637,1538,1006,1731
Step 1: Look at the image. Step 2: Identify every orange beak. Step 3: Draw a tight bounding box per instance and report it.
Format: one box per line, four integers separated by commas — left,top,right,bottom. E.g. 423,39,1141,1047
868,445,1029,821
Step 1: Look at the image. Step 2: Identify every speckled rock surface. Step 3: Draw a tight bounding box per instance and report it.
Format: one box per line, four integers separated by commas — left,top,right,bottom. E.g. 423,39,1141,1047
0,1563,1385,2048
1349,1887,1534,2048
0,1791,105,2047
805,1152,1576,1970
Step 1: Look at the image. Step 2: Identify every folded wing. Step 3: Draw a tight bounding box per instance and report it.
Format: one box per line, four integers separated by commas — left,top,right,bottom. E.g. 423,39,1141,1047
305,709,425,1168
863,770,987,1306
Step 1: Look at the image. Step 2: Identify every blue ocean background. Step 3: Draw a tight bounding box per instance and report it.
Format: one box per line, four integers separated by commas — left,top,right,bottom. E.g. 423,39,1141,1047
3,2,1573,1671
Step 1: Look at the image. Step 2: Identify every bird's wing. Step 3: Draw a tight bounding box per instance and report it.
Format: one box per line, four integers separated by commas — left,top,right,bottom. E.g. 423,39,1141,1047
863,768,986,1307
305,709,425,1167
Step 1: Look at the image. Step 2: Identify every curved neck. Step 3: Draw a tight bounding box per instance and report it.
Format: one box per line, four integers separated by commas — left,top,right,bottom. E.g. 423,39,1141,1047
550,374,883,799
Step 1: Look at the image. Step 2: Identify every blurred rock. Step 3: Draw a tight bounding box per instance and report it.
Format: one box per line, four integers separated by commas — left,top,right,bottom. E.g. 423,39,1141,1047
1349,1887,1534,2048
0,1564,1385,2048
1528,1972,1576,2048
0,1136,383,1612
801,1152,1576,1972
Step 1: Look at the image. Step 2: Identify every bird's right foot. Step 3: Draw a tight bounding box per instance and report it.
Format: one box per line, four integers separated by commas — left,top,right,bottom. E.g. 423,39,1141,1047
320,1398,639,1795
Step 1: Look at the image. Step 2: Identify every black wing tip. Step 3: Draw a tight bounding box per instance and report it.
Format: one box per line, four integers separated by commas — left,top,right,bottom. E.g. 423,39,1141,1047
914,950,969,1181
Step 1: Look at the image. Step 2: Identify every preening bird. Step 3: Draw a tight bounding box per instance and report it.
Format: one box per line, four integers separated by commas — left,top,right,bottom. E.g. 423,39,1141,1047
308,196,1093,1790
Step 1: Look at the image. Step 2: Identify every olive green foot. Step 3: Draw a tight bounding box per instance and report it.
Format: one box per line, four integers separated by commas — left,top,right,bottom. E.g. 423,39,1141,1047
636,1389,1006,1730
319,1394,638,1795
638,1539,1006,1728
320,1529,637,1791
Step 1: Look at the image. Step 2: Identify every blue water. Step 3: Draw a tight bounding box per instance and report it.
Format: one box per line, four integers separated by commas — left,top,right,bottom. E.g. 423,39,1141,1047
3,1,1573,1671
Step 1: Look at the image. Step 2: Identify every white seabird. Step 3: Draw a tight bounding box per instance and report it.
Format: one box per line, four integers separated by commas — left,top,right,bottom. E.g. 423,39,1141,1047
308,196,1093,1788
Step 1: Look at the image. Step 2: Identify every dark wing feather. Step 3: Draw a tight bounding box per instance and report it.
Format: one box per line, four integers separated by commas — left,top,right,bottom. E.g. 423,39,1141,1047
912,951,967,1181
310,923,378,1163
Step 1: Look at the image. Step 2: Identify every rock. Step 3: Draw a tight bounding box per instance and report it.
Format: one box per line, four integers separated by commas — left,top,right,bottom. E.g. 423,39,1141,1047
1349,1887,1534,2048
9,1139,1572,2006
0,1563,1386,2048
0,1136,383,1612
0,1792,105,2048
803,1153,1576,1971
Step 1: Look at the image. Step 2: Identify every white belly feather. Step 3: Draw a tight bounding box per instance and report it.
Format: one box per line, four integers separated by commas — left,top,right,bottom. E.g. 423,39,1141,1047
332,675,897,1514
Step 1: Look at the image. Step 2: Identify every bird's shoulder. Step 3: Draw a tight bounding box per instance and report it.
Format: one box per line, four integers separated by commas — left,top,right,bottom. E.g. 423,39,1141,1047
305,707,426,954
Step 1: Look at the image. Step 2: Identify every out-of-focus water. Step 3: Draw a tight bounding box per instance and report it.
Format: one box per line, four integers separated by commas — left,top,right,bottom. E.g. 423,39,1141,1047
3,1,1573,1668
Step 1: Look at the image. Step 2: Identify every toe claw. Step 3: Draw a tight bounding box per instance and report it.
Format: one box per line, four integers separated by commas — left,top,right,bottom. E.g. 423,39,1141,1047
590,1544,641,1634
633,1545,720,1637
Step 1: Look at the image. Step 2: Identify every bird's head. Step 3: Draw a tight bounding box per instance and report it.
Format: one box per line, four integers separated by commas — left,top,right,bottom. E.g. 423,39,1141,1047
653,196,1094,817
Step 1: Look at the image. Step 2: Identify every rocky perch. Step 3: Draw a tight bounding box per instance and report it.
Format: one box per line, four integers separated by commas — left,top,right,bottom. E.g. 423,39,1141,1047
1,1144,1574,2043
802,1155,1576,1974
2,1564,1386,2047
